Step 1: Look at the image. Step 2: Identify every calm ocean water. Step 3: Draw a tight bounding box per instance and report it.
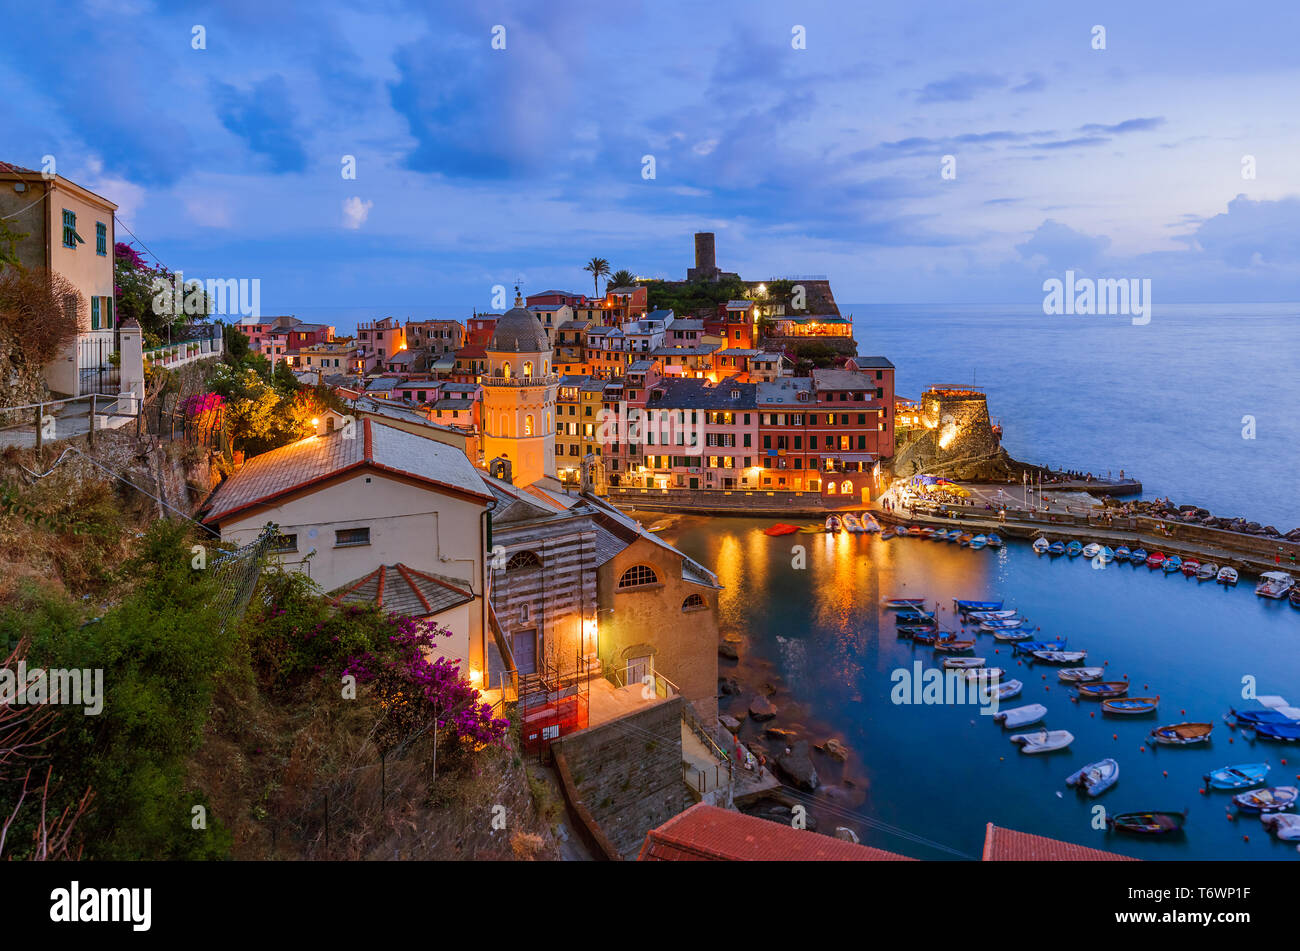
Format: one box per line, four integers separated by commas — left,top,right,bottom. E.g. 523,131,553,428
666,517,1300,861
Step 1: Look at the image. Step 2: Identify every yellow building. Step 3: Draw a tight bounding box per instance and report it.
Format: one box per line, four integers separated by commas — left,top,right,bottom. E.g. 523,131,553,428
480,294,558,486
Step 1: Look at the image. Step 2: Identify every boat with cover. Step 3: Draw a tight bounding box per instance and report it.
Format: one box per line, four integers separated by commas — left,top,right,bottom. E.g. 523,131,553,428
883,598,926,609
1103,697,1160,715
1150,722,1213,745
1082,543,1101,559
764,523,800,536
1013,638,1067,654
861,514,882,533
942,656,986,669
1130,547,1148,563
1146,551,1166,568
1162,554,1183,574
1115,545,1131,560
1203,763,1269,790
1009,729,1074,754
1078,681,1130,699
1181,559,1200,577
1197,562,1218,581
1066,540,1084,557
1032,537,1050,554
1255,571,1296,599
1262,814,1300,840
1229,707,1297,727
1058,667,1105,683
1107,810,1187,836
1233,786,1299,813
954,599,1003,612
1066,758,1119,797
1048,541,1065,556
825,515,842,533
1253,721,1300,742
842,513,864,533
993,629,1034,642
1217,566,1238,586
1031,650,1087,664
986,534,1003,548
994,703,1047,728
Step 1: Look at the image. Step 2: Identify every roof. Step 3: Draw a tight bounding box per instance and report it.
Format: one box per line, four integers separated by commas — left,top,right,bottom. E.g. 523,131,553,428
202,418,490,524
811,368,877,390
329,564,474,618
725,300,755,309
652,345,718,357
489,302,551,353
645,378,757,410
639,804,913,861
756,378,812,403
851,355,895,369
982,824,1138,861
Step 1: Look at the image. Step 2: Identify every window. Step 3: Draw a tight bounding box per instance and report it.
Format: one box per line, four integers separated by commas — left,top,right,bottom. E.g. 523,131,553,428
682,593,706,611
617,564,659,589
91,297,100,330
525,414,534,436
506,550,541,571
270,533,298,553
96,221,107,255
62,209,79,248
523,361,533,377
335,527,370,547
841,480,852,495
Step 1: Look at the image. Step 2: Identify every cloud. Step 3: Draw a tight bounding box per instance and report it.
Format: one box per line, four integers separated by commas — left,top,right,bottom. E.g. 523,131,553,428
213,76,309,174
1077,117,1166,134
342,196,373,229
916,72,1006,103
1016,219,1112,270
1011,73,1046,94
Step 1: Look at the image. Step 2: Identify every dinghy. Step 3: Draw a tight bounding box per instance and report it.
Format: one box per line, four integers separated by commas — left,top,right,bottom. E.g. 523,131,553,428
1261,814,1300,840
1082,543,1101,559
1217,566,1238,586
910,630,940,645
993,629,1034,642
1013,639,1067,655
980,619,1025,632
1048,541,1065,556
1162,554,1183,574
1107,810,1187,836
982,679,1023,702
1077,682,1130,699
1030,650,1087,664
1098,546,1115,564
994,703,1047,728
895,611,936,625
1146,551,1166,568
1253,721,1300,742
1066,758,1119,797
1032,537,1050,554
883,598,927,609
968,534,988,550
880,528,896,540
764,523,800,536
1009,729,1074,754
1227,707,1295,727
896,526,910,536
966,667,1006,682
1181,559,1200,577
1203,763,1270,790
1197,562,1218,581
1130,547,1148,563
1058,667,1105,683
933,637,976,653
842,513,864,533
957,532,973,546
986,534,1003,548
1150,722,1213,745
1066,540,1084,557
968,609,1018,620
825,515,842,533
861,514,882,533
1115,545,1131,560
954,600,1003,612
942,656,986,669
1233,786,1298,814
1102,697,1160,715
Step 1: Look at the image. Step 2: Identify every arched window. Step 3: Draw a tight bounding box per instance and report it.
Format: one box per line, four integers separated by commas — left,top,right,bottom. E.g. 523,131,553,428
682,593,706,611
827,481,837,495
841,480,852,495
617,565,659,589
502,362,512,379
523,361,533,377
525,414,534,436
545,411,552,434
506,551,541,571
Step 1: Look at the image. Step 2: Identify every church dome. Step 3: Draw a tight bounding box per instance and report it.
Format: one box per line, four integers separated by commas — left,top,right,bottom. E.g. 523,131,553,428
489,292,550,353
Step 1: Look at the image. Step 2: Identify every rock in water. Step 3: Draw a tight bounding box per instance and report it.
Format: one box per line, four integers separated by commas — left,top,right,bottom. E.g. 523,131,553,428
718,641,739,660
718,676,742,695
748,696,778,721
719,715,742,734
776,740,819,790
817,738,850,762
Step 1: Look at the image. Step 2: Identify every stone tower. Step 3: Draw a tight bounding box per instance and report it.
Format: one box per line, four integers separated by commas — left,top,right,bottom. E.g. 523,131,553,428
480,289,558,486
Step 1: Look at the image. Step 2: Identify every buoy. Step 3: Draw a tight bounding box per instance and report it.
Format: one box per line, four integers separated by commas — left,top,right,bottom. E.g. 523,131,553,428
1229,737,1234,744
1113,734,1118,740
1143,684,1148,690
1283,758,1289,766
1042,674,1047,680
1244,835,1250,842
1140,746,1146,753
1227,813,1235,821
1181,709,1185,715
1199,788,1207,795
1162,770,1167,777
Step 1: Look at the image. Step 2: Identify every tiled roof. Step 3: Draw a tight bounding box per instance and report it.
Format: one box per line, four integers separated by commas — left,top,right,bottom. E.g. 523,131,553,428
329,564,474,617
0,160,40,175
981,824,1138,861
639,804,914,861
811,368,877,390
851,355,895,369
645,378,757,410
652,344,718,357
202,418,489,524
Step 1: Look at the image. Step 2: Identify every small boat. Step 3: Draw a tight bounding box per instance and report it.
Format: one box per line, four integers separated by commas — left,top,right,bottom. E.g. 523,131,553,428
983,679,1023,702
842,513,864,533
1066,758,1119,797
1150,722,1213,745
980,619,1025,632
880,528,896,540
966,667,1006,682
1078,681,1130,699
1217,566,1238,586
1013,639,1067,655
861,514,882,533
994,703,1047,728
1261,814,1300,840
1130,547,1148,563
1115,545,1131,560
932,529,951,541
1291,588,1300,609
1098,546,1115,564
764,523,800,536
883,598,927,609
1161,554,1183,574
1197,562,1219,581
968,534,988,550
896,526,910,536
1010,729,1074,754
1031,650,1087,664
1058,666,1105,683
797,524,824,534
910,630,940,645
942,656,986,669
953,600,1003,613
825,515,842,533
1066,540,1084,557
1233,786,1299,814
1146,551,1166,568
1032,537,1050,554
1107,810,1187,836
956,532,973,546
1253,721,1300,742
1082,542,1101,559
1255,571,1296,600
992,629,1034,642
1048,541,1065,556
968,609,1018,620
933,637,976,653
895,610,936,623
1181,559,1200,577
985,533,1002,548
1103,697,1160,715
1229,707,1296,727
1203,763,1270,790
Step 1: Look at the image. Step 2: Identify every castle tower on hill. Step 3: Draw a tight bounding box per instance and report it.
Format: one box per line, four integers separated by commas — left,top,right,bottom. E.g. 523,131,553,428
480,289,558,486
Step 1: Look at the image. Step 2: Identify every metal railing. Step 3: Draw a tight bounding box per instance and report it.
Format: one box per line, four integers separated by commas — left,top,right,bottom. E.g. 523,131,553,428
0,393,139,451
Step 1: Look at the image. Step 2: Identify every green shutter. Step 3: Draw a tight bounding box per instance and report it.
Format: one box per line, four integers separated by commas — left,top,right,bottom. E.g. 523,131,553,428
96,222,107,255
62,209,76,248
91,297,100,330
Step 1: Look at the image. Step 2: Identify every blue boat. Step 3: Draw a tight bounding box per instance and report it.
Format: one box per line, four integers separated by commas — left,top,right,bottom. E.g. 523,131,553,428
1131,548,1148,563
1066,758,1119,797
1204,763,1270,790
1115,545,1131,560
1013,638,1067,655
1066,540,1084,556
954,599,1003,612
1162,554,1183,574
968,535,988,550
1048,541,1065,556
986,533,1003,548
895,610,936,622
1229,707,1295,727
1254,722,1300,742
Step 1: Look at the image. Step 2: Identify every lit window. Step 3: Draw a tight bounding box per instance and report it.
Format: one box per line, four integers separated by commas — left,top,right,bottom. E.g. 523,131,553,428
841,480,852,495
617,564,659,589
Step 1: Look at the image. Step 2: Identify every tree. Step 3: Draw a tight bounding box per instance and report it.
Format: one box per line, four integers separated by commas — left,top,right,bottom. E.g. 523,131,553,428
583,257,610,297
0,266,83,375
608,269,635,289
113,242,187,346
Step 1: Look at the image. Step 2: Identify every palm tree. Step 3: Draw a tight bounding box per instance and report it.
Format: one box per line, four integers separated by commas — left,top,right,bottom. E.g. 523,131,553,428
608,268,636,289
583,257,611,297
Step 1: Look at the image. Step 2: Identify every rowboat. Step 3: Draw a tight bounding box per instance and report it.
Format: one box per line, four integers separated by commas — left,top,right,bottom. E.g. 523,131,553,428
1291,588,1300,608
1253,721,1300,742
896,526,910,536
1197,562,1219,581
883,598,927,609
1082,543,1101,559
966,667,1006,682
993,629,1034,642
1146,551,1166,568
1066,758,1119,797
842,513,864,533
1103,697,1160,715
1030,650,1087,664
968,609,1018,620
895,610,936,624
764,523,800,536
1161,555,1183,574
1047,541,1065,556
1130,547,1148,563
861,514,882,533
956,533,973,545
1107,810,1187,836
1058,667,1105,683
986,534,1003,548
1255,571,1296,600
1013,639,1067,655
1098,546,1115,564
880,528,896,540
1261,814,1300,840
910,630,940,645
825,515,842,533
1077,681,1130,699
896,625,938,639
1150,722,1213,745
1233,786,1298,814
942,656,986,669
1217,566,1238,586
798,525,823,534
980,619,1025,632
1181,559,1200,577
982,679,1023,702
954,600,1003,612
994,703,1047,728
968,534,988,550
933,638,976,653
1115,545,1131,560
1066,540,1084,557
1203,763,1270,790
1010,729,1074,754
1032,537,1050,554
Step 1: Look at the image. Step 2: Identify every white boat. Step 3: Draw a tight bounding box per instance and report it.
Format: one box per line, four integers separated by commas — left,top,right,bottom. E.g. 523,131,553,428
861,514,881,533
982,679,1023,702
1066,758,1119,797
1217,566,1238,586
1058,666,1105,683
980,620,1025,633
992,629,1033,642
1032,537,1050,554
943,656,986,669
1197,562,1219,581
1030,650,1087,664
1098,546,1115,564
966,667,1006,682
1010,729,1074,754
842,513,864,533
994,703,1047,728
1255,571,1296,600
1262,814,1300,841
968,609,1018,620
1082,543,1102,559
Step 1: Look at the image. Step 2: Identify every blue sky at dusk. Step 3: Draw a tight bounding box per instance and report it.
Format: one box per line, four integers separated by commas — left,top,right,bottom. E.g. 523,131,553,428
7,0,1300,316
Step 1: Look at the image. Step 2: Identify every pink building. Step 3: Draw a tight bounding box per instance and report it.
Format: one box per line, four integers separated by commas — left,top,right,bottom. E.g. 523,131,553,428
356,316,406,373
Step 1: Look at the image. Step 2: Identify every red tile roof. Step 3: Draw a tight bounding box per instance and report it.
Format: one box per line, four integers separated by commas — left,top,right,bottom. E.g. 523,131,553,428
981,823,1138,861
329,563,474,617
638,804,914,862
0,161,40,176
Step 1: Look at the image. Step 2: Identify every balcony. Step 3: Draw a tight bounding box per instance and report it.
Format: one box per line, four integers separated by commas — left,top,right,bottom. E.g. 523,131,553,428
482,374,560,387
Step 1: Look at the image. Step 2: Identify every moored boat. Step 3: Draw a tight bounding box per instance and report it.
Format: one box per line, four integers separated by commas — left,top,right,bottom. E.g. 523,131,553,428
1009,729,1074,754
1291,588,1300,608
1217,566,1238,586
1048,541,1065,556
1077,681,1130,699
1066,758,1119,797
1161,554,1183,574
910,630,940,645
861,514,882,533
980,619,1025,632
825,515,842,533
968,609,1018,620
1030,650,1087,664
966,666,1006,682
1261,814,1300,840
880,528,896,540
942,656,986,669
1107,810,1187,836
1150,721,1213,745
1130,547,1148,563
883,598,926,609
1102,696,1160,715
1082,542,1101,559
1098,546,1115,564
1253,721,1300,742
957,532,973,545
895,525,910,536
895,610,936,623
1115,545,1131,560
1058,666,1105,683
986,533,1003,548
1181,558,1200,577
994,703,1047,728
1197,562,1218,581
1146,551,1166,568
954,599,1003,612
1228,707,1296,727
842,513,864,533
1233,786,1299,814
1066,540,1083,557
1032,537,1050,554
992,629,1034,642
764,523,800,536
933,637,976,653
1012,638,1067,654
1255,571,1296,600
982,679,1023,702
1203,763,1270,790
968,534,988,550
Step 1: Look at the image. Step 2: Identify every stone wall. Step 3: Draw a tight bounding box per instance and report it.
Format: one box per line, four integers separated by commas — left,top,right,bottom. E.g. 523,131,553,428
550,696,685,860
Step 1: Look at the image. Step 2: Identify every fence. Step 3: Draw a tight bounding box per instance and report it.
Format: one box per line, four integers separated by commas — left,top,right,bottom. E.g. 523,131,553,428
207,526,277,635
144,325,224,370
77,335,121,397
0,394,139,451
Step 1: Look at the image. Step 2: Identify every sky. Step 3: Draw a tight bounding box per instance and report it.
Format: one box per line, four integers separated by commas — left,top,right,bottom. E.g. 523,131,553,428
6,0,1300,321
